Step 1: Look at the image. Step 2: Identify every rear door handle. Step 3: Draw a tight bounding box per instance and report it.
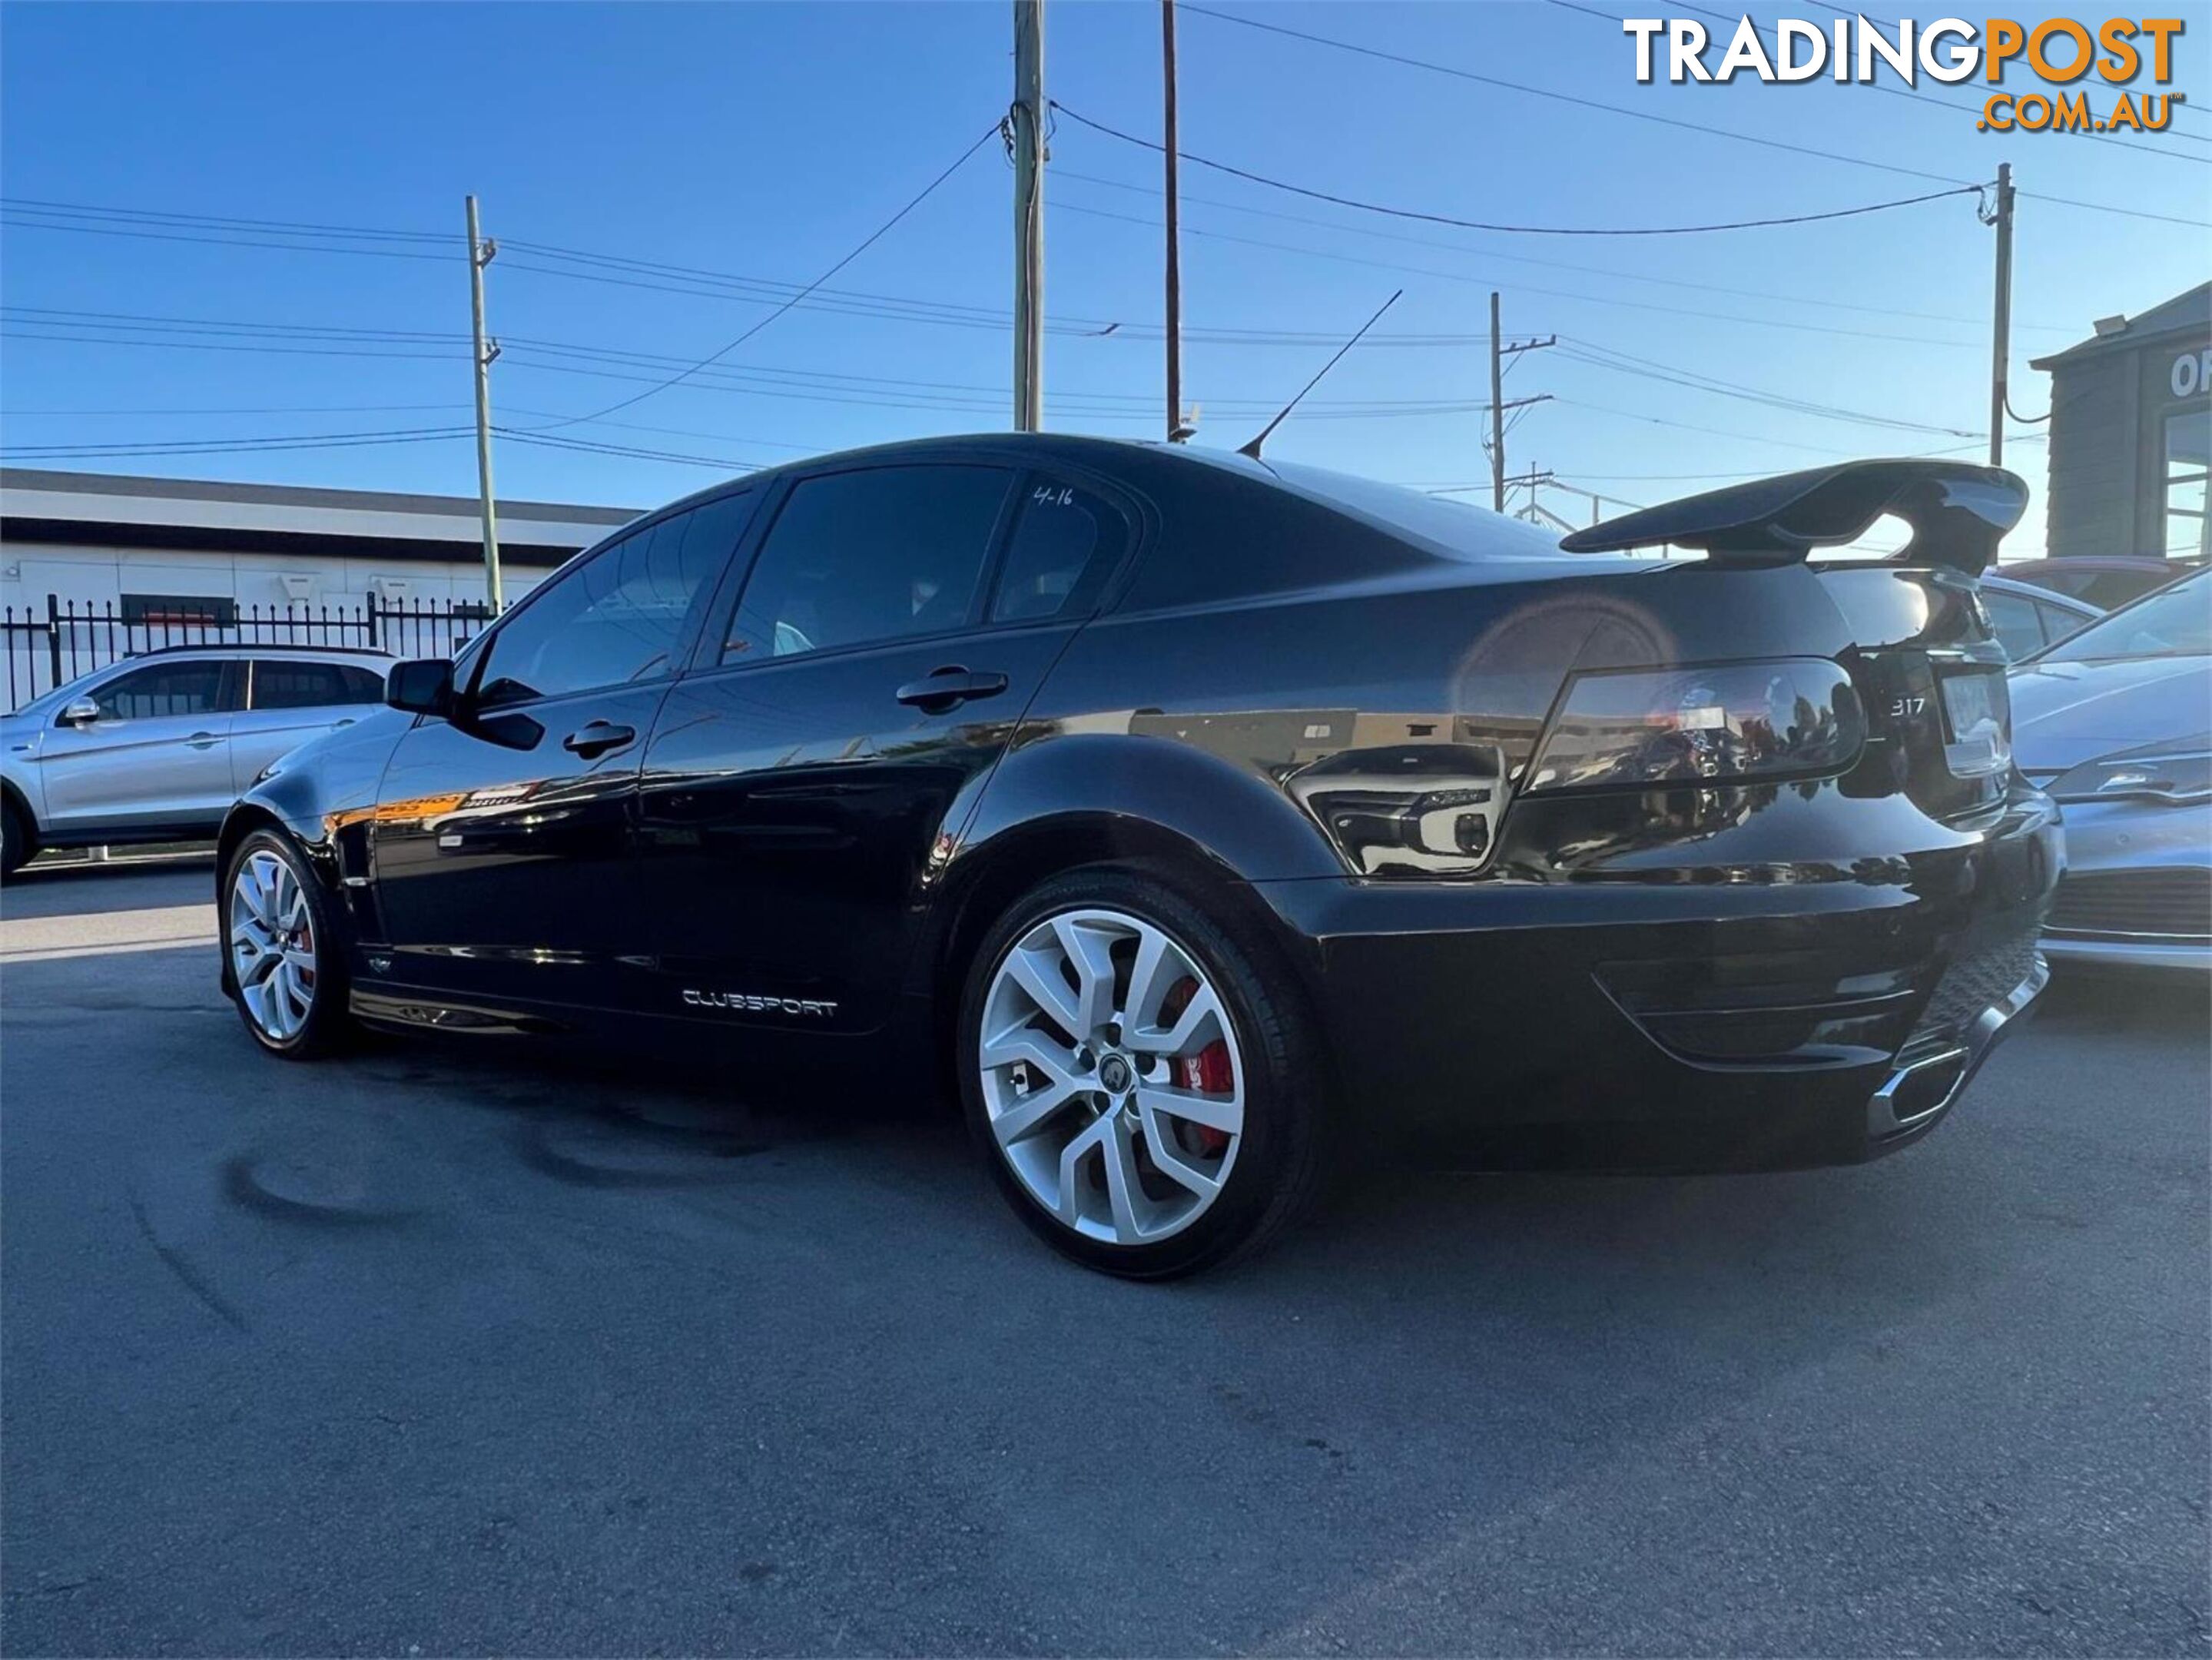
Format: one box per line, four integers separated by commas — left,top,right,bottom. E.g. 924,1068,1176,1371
895,668,1010,712
562,720,636,759
185,731,222,749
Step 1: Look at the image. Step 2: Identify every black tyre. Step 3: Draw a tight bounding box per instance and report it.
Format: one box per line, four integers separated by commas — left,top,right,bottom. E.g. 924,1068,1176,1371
957,865,1330,1279
223,828,354,1059
0,796,28,879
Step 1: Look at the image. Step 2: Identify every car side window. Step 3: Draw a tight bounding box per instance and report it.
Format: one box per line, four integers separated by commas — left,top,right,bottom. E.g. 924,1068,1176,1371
474,495,750,709
2034,603,2081,647
87,659,231,721
252,661,386,710
989,476,1127,623
724,465,1015,662
1982,590,2045,659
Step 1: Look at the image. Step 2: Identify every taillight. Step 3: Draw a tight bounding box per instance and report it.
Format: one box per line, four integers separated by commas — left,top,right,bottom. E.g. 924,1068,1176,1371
1526,659,1865,793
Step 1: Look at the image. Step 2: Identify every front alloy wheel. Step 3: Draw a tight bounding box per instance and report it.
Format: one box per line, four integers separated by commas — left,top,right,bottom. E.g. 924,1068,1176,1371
230,848,317,1041
960,869,1328,1279
224,830,351,1058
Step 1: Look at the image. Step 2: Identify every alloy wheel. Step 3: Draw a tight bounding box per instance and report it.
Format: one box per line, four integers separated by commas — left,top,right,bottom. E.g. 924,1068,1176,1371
977,907,1245,1245
230,849,317,1042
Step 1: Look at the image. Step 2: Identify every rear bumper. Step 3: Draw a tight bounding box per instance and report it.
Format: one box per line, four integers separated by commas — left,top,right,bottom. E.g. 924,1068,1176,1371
1254,788,2062,1170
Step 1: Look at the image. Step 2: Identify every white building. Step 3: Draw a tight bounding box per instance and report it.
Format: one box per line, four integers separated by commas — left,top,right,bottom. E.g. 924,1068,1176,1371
0,468,635,619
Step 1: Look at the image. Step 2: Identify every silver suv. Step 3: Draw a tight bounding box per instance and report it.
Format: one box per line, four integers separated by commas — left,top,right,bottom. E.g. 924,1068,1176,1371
2,646,391,875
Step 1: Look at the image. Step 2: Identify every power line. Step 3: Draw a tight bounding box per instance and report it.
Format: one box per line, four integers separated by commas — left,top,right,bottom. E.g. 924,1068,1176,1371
1050,165,2072,335
1552,337,1982,436
1050,100,1986,231
1175,4,2204,227
0,424,476,460
522,124,1000,432
1054,195,1991,349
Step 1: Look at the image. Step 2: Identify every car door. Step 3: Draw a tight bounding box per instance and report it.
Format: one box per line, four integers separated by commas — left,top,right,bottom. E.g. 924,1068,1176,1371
38,656,244,835
227,657,388,795
369,493,753,1014
636,460,1133,1035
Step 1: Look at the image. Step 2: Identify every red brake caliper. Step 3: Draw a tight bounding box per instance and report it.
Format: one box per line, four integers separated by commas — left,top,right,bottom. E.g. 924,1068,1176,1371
1159,977,1232,1157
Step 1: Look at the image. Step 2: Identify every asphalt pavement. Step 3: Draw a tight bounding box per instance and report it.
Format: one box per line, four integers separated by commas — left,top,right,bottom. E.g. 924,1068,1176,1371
3,862,2207,1656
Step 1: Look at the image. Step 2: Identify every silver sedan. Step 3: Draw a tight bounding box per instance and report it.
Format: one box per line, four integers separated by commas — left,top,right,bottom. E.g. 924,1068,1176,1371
2011,568,2210,971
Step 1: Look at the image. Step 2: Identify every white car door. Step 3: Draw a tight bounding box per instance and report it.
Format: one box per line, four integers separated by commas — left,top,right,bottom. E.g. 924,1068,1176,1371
225,658,388,794
38,657,243,834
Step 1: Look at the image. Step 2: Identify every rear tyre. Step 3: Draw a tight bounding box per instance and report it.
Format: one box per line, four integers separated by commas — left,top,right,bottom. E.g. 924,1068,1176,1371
224,828,353,1060
957,866,1329,1279
0,797,28,879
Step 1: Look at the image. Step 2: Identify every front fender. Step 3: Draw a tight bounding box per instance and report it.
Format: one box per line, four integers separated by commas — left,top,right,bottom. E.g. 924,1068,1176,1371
216,712,407,905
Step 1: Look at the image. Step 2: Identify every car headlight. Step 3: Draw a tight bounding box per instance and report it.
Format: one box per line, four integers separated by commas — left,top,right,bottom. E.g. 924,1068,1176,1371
2048,745,2211,805
1526,659,1865,793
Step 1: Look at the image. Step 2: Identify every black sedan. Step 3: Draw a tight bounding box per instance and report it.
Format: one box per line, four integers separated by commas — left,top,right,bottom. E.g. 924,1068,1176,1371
219,437,2061,1277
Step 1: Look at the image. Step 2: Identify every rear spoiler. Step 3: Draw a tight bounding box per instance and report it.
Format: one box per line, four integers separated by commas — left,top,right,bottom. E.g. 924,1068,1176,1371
1558,459,2028,578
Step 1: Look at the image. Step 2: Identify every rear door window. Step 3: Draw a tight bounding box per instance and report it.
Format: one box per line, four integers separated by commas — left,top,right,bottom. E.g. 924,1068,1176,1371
251,661,386,709
725,465,1015,662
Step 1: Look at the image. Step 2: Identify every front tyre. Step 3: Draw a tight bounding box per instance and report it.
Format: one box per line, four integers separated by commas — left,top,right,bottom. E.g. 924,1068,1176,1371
958,868,1328,1279
224,829,352,1060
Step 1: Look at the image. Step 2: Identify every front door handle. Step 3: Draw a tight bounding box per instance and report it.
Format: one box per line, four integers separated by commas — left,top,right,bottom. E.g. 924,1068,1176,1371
185,731,222,749
895,668,1010,712
562,720,636,759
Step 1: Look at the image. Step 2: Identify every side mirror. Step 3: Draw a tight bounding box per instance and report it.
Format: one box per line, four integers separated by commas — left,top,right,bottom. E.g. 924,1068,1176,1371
386,658,454,716
60,697,100,726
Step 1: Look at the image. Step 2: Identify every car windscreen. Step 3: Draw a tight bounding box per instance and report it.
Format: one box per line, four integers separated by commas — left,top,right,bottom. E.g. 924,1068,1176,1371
2040,570,2210,663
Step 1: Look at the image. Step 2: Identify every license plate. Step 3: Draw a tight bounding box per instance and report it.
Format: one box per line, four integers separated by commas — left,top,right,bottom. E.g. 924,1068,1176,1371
1939,670,2011,778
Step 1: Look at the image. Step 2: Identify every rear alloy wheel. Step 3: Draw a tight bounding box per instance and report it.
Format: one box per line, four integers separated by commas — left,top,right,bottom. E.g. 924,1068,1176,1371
225,830,351,1059
960,869,1326,1278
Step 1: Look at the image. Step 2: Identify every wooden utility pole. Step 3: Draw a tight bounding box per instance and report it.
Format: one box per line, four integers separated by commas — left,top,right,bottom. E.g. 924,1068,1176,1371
1987,161,2015,467
465,195,503,613
1487,291,1555,513
1489,292,1506,512
1163,0,1185,440
1012,0,1046,432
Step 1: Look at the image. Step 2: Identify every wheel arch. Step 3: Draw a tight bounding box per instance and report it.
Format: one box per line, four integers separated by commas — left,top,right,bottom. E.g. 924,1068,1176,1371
914,810,1336,1111
1,776,36,840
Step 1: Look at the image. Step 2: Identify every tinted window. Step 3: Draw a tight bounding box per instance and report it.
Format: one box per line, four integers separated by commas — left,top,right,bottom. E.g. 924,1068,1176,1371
252,661,385,710
475,496,748,707
990,477,1126,622
89,660,229,720
725,466,1014,661
1982,590,2045,659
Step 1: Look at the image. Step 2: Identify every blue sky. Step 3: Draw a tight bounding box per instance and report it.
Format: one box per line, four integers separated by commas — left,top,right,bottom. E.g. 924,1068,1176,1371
2,1,2206,554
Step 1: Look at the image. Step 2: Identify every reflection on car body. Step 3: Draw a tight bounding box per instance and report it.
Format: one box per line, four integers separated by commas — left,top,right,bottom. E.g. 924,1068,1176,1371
217,437,2061,1277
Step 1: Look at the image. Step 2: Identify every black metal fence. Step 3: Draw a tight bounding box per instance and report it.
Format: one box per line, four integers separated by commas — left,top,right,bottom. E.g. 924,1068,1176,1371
0,594,488,712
